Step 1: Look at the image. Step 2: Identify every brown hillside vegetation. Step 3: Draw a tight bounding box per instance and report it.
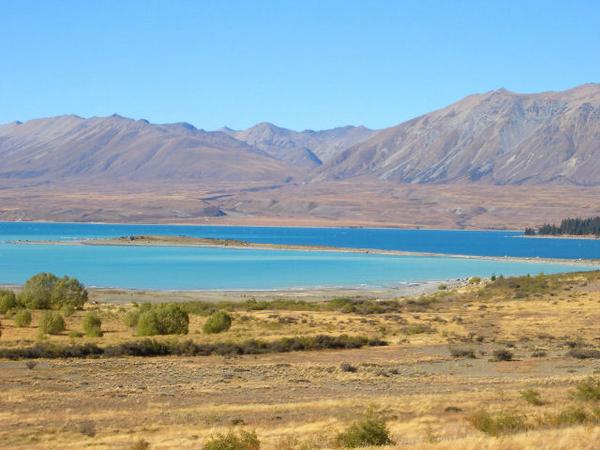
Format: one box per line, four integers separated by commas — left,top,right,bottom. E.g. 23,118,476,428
1,271,599,449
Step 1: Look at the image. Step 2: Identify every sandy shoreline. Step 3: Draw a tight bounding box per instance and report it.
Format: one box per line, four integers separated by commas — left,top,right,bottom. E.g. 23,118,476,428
11,234,600,267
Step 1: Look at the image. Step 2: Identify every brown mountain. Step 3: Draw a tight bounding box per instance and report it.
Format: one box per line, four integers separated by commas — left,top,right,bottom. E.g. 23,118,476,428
324,83,600,186
0,114,297,184
221,122,374,168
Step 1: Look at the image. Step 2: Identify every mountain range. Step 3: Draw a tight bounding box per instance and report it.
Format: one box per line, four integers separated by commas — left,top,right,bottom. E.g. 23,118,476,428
1,83,599,227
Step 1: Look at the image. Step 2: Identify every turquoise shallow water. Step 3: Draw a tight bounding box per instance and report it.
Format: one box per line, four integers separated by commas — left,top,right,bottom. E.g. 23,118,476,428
0,222,597,290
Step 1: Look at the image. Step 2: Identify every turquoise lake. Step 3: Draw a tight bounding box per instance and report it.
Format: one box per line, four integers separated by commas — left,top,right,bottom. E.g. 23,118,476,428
0,222,598,290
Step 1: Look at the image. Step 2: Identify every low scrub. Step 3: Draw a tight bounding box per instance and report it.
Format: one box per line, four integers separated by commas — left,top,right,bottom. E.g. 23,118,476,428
467,409,530,436
571,377,600,402
543,405,600,427
520,388,545,406
38,311,65,335
0,334,387,359
492,349,513,361
335,408,394,448
14,309,32,327
0,289,17,314
567,348,600,359
449,345,476,359
203,311,233,334
19,273,88,310
83,312,103,337
202,429,260,450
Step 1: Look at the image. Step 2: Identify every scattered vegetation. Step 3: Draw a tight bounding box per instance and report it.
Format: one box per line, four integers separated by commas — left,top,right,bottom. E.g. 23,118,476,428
203,310,233,334
335,407,394,448
202,429,260,450
567,348,600,359
0,335,386,359
38,311,65,335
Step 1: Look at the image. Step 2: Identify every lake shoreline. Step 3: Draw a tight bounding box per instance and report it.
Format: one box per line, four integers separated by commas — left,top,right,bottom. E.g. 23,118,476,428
11,234,600,267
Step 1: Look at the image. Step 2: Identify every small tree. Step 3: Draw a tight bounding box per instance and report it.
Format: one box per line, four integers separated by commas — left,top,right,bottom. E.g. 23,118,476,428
83,312,103,337
39,311,65,335
0,289,17,314
14,309,32,327
19,273,59,309
203,311,233,334
50,276,88,310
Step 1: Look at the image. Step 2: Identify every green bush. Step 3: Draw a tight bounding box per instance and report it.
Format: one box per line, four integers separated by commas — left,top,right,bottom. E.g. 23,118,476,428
50,276,88,309
469,277,482,284
202,429,260,450
0,289,17,314
335,408,394,448
572,377,600,401
467,409,529,436
18,273,88,310
19,273,59,309
203,311,233,334
83,312,103,337
136,304,189,336
69,330,84,338
39,311,65,335
14,309,32,327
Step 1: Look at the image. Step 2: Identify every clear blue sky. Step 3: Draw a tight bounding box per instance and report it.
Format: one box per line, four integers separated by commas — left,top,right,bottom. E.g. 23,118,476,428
2,0,599,130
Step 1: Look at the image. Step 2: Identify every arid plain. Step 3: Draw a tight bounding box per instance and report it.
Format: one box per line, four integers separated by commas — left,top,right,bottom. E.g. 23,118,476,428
1,271,599,449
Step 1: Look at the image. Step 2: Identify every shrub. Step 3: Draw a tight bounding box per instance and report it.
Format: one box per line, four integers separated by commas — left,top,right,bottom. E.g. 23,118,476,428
449,345,476,359
401,323,433,335
335,408,394,448
544,406,600,427
567,348,600,359
18,273,88,310
572,378,600,402
0,289,17,314
202,429,260,450
469,277,482,284
130,439,151,450
14,309,32,327
83,312,103,337
203,311,233,334
467,409,529,436
0,335,387,359
136,304,189,336
124,309,141,328
520,388,544,406
492,349,513,361
50,276,88,310
340,362,358,373
19,273,59,309
39,311,65,335
69,330,84,338
61,304,76,317
438,284,447,290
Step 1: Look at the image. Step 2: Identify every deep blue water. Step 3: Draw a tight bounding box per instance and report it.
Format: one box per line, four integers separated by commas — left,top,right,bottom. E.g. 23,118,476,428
0,222,597,290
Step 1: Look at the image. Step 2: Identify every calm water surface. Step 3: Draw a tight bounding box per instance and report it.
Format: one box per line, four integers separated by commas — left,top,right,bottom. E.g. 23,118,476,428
0,222,597,290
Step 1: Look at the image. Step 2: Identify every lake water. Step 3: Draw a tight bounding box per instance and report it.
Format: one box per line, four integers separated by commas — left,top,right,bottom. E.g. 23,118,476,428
0,222,598,290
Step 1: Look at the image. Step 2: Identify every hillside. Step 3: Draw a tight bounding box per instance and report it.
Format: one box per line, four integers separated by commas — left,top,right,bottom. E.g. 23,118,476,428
325,83,600,186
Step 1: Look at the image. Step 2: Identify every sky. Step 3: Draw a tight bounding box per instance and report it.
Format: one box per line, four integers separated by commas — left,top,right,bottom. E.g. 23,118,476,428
1,0,599,131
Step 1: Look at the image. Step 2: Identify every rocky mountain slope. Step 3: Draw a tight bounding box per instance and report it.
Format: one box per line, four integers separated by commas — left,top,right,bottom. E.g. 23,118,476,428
324,83,600,186
221,122,374,168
